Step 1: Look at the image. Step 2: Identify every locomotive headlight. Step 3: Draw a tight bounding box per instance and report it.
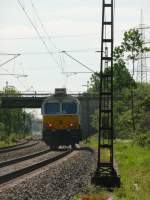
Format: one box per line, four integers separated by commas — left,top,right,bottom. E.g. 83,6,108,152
48,123,53,128
69,123,74,127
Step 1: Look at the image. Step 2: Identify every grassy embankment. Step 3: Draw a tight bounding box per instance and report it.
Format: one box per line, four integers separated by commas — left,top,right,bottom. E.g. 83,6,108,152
74,136,150,200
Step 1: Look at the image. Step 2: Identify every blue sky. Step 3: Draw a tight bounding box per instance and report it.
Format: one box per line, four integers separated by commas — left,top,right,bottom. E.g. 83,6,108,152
0,0,150,93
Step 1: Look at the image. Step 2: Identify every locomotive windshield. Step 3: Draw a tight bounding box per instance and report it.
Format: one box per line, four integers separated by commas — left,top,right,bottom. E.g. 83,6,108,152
44,103,60,114
62,102,77,114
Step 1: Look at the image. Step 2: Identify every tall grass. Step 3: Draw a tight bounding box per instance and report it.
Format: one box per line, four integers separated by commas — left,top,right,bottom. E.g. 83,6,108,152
114,141,150,200
80,137,150,200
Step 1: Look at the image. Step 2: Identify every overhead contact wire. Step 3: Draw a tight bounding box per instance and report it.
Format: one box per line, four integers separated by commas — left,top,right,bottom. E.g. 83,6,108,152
30,0,63,71
62,51,95,73
30,0,58,50
17,0,59,67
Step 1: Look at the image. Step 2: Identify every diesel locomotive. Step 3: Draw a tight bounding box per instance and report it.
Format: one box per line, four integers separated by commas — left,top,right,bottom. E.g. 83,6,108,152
41,88,81,148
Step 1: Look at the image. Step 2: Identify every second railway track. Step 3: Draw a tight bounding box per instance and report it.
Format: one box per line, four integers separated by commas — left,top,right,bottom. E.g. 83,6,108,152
0,140,39,153
0,149,72,185
0,149,51,168
0,140,29,150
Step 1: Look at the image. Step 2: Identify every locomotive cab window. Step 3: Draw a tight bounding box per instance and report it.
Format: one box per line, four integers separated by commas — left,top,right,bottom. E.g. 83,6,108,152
62,102,77,114
44,103,60,114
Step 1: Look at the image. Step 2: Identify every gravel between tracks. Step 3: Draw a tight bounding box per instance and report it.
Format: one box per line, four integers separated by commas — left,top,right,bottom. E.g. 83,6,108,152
0,141,49,162
0,148,96,200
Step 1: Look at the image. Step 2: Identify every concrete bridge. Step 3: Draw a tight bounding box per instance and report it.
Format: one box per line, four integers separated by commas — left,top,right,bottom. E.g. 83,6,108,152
0,93,99,137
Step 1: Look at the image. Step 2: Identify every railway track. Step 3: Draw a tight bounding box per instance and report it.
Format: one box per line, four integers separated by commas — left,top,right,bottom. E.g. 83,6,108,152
0,149,72,185
0,140,29,151
0,141,39,153
0,149,51,168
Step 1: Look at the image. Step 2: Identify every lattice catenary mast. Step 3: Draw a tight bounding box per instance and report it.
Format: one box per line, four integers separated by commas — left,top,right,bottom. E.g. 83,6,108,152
92,0,120,187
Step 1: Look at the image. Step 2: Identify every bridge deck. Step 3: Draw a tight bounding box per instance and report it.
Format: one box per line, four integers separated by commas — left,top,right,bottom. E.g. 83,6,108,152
0,93,99,108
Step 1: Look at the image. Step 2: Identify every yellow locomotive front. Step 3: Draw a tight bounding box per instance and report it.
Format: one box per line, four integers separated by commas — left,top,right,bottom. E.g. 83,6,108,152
41,88,81,148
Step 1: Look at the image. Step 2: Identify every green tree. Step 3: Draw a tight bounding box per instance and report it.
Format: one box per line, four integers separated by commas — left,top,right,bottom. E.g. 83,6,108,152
121,29,150,132
89,28,150,140
122,29,144,74
0,87,32,142
87,63,133,94
87,72,100,93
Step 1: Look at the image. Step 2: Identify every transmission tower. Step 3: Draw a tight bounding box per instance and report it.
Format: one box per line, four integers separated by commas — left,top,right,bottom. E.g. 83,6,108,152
136,10,148,83
92,0,120,187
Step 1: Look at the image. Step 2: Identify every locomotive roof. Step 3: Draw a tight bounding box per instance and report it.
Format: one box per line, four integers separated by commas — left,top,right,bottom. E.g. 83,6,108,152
42,93,78,104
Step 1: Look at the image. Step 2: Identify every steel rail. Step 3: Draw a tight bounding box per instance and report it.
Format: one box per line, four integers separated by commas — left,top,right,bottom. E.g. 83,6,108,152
0,140,29,150
0,149,50,168
0,150,72,184
0,141,39,153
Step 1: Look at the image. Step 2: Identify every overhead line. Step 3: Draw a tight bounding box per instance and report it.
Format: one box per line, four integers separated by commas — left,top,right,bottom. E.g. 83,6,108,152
62,51,95,73
137,26,150,30
2,49,101,56
0,34,98,40
62,71,93,74
0,53,21,56
0,28,149,41
0,54,21,68
0,65,27,89
17,0,59,67
137,56,150,60
0,57,28,89
30,0,58,50
0,73,28,77
30,0,63,72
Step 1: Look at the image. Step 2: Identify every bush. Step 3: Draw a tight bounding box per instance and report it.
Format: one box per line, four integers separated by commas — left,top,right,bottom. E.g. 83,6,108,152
134,132,150,147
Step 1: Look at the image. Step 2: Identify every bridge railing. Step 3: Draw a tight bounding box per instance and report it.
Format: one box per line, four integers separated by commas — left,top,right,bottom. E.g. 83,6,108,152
0,91,99,98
